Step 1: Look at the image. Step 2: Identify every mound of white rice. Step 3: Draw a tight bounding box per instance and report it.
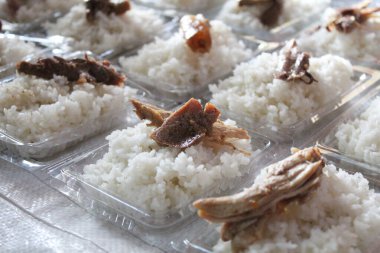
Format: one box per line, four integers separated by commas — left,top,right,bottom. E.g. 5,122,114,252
45,5,165,54
298,8,380,60
82,120,253,213
119,20,252,88
137,0,220,11
335,97,380,166
0,0,81,22
0,74,134,143
0,37,36,67
217,0,330,31
213,164,380,253
210,51,353,127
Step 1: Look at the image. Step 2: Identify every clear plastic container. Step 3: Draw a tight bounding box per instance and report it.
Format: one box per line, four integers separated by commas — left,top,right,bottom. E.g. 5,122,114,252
316,86,380,179
214,1,331,42
295,1,380,62
0,51,147,166
44,5,179,59
184,155,380,253
45,116,273,230
214,65,380,142
118,36,274,102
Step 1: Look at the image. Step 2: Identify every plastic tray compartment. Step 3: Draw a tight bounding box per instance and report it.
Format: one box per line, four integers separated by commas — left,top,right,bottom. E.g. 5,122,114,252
46,5,179,60
0,51,136,162
217,65,380,142
118,36,267,102
184,156,380,253
317,86,380,181
51,125,273,230
215,1,331,43
295,1,380,63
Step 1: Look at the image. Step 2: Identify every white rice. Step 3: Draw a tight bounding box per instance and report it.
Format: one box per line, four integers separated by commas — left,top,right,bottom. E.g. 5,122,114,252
298,8,380,60
0,74,134,143
0,37,36,67
335,96,380,166
82,120,253,213
119,20,252,88
213,164,380,253
45,4,165,54
0,0,81,22
137,0,220,12
210,50,353,127
217,0,330,31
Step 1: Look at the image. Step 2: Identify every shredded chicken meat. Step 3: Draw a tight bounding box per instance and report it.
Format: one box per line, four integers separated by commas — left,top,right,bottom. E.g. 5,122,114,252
238,0,283,27
326,0,380,33
16,55,125,86
193,147,324,253
131,99,250,154
275,40,317,84
180,14,212,53
85,0,131,22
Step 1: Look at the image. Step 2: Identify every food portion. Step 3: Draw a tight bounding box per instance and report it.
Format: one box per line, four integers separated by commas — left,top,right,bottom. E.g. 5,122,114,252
298,0,380,59
83,99,253,213
0,35,36,67
119,15,252,88
45,1,164,54
335,96,380,166
210,41,353,126
0,55,131,143
0,0,81,22
217,0,330,31
194,147,380,253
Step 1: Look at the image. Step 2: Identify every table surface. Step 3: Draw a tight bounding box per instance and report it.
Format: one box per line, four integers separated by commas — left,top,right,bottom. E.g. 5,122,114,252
0,159,163,253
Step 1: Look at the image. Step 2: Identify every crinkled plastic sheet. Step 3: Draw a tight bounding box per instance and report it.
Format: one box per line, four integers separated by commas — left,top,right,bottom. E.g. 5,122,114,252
0,159,162,253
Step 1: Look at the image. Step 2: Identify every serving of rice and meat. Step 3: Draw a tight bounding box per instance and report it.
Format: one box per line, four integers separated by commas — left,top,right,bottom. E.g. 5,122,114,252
119,14,252,89
194,147,380,253
210,40,354,127
298,1,380,60
0,55,132,143
45,0,165,54
217,0,331,32
82,99,256,213
0,0,81,22
335,96,380,166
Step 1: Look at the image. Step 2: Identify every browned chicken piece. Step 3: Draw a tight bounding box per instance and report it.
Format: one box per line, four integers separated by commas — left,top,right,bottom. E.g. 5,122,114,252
238,0,283,27
326,0,380,33
85,0,131,22
131,99,250,153
275,40,317,85
180,14,212,53
152,98,220,148
193,147,324,253
16,55,125,86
